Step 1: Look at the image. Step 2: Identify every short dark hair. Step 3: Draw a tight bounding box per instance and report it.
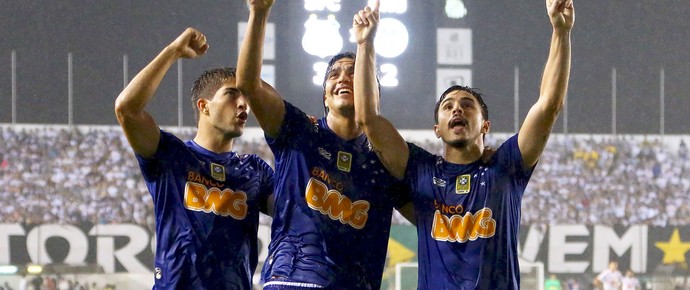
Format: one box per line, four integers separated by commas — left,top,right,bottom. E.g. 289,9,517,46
433,85,489,124
320,52,382,116
322,52,356,115
191,67,237,125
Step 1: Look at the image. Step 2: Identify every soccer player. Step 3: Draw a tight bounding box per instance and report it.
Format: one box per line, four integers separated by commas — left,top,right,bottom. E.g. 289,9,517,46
621,270,641,290
352,0,574,288
236,1,409,289
114,28,274,289
594,261,623,290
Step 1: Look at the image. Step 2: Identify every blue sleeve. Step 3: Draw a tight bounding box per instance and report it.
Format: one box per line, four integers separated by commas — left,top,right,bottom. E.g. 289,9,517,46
257,157,275,215
494,134,534,182
388,142,420,208
264,100,315,152
404,142,435,193
134,130,184,182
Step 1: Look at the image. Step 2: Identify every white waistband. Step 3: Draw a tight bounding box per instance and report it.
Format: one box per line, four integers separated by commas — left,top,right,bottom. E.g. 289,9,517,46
264,280,324,288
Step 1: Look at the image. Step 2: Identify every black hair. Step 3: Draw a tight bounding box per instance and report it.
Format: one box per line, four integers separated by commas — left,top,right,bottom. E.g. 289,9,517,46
320,52,383,116
322,52,356,115
433,85,489,124
191,67,237,125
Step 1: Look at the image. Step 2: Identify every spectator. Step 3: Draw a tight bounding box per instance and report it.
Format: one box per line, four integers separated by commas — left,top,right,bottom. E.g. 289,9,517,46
1,125,690,227
621,270,641,290
545,274,563,290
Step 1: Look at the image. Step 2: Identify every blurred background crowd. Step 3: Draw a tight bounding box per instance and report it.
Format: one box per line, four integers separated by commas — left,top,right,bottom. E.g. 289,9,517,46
2,125,688,231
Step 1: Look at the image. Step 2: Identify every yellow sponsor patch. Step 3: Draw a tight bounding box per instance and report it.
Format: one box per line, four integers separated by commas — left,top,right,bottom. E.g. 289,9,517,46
210,162,225,182
337,151,352,173
455,174,470,194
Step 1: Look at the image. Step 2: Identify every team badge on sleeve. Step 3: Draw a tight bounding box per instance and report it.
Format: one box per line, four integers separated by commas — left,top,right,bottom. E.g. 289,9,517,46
210,162,226,182
455,174,471,194
337,151,352,172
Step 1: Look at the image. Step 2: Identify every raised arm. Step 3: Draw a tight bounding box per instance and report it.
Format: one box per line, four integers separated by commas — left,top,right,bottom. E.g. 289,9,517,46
236,0,285,139
518,0,574,168
353,0,409,179
114,28,208,158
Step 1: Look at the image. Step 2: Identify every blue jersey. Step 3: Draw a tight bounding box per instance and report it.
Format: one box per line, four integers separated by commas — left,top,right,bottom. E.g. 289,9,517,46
136,130,274,290
405,135,533,290
261,101,407,289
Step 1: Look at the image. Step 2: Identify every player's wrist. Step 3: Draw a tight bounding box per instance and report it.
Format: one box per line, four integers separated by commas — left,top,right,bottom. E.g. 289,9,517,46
357,41,375,48
249,8,271,19
162,45,184,60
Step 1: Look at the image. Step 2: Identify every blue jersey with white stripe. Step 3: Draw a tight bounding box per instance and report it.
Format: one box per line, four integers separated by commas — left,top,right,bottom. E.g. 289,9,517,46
406,135,533,290
136,130,274,290
261,101,407,289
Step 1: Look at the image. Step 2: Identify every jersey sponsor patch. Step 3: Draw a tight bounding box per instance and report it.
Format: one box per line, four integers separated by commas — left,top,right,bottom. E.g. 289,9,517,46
210,162,225,182
337,151,352,172
455,174,470,194
184,182,248,219
431,208,496,242
305,178,370,229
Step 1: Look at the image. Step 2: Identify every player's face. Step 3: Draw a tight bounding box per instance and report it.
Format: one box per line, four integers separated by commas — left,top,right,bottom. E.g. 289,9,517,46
202,78,250,138
323,58,355,115
433,90,489,147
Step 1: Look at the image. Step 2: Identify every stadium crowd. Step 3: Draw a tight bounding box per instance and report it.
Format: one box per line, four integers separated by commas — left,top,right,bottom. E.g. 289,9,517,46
1,125,689,228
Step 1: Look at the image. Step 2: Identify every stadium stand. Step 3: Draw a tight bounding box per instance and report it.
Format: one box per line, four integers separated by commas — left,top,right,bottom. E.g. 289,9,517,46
2,125,689,227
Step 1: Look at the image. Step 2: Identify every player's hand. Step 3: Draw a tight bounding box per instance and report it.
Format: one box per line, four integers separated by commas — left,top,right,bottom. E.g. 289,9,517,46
247,0,274,13
546,0,574,31
353,0,380,45
169,28,209,59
